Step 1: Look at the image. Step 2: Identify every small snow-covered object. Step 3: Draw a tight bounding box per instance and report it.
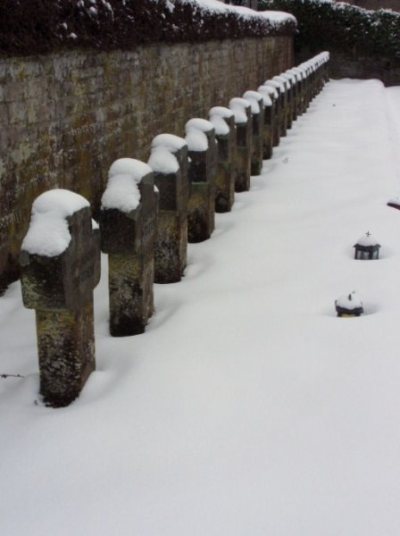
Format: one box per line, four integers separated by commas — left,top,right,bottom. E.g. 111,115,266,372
335,291,364,317
354,232,381,260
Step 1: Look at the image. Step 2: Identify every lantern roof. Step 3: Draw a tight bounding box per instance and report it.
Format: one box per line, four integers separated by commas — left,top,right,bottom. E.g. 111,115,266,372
354,232,380,248
335,291,363,310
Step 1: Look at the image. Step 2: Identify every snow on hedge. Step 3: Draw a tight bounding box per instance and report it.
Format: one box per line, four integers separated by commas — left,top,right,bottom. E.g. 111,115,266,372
0,0,297,56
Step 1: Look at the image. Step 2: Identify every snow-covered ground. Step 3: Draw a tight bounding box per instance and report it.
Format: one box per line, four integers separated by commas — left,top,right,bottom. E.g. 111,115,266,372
1,79,400,535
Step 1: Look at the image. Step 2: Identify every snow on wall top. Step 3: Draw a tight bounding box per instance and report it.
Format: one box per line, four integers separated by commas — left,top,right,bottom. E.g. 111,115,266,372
21,189,90,257
180,0,296,26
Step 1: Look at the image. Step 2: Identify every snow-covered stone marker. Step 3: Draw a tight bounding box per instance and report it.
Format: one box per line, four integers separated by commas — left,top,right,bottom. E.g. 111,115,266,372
307,52,330,97
243,91,264,176
296,64,312,111
294,66,308,114
273,75,292,131
258,84,279,148
354,232,381,260
19,189,100,407
185,118,217,242
255,87,274,159
287,68,304,117
229,98,253,192
281,71,298,123
209,107,236,213
100,158,157,336
264,80,286,138
321,52,330,84
149,134,189,283
335,291,364,318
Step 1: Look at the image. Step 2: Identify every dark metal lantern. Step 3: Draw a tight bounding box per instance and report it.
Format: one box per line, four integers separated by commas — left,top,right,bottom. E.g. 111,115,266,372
354,232,380,260
335,292,364,317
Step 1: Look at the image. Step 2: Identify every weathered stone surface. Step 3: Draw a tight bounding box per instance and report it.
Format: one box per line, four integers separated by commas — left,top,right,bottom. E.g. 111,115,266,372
243,92,265,176
36,303,95,407
20,201,99,407
0,36,294,289
259,86,279,148
209,109,236,213
100,169,157,336
265,81,286,138
20,207,98,310
230,99,252,192
151,142,189,283
186,122,217,242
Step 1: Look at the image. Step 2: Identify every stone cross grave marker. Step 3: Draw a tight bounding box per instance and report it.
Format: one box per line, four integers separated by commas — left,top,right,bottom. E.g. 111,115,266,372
100,158,157,336
243,91,265,176
208,106,236,213
257,85,275,159
229,98,252,192
20,189,100,407
259,84,279,148
264,80,286,138
274,75,293,130
185,118,217,243
149,134,189,283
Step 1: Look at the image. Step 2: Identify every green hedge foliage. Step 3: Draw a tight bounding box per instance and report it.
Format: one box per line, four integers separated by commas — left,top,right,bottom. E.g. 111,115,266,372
0,0,296,57
260,0,400,61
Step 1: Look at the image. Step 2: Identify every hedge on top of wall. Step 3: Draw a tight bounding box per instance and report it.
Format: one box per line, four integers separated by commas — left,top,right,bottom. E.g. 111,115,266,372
0,0,296,57
260,0,400,63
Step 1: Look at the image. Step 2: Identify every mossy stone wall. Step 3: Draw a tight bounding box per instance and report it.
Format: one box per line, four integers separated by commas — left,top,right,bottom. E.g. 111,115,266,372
0,36,293,290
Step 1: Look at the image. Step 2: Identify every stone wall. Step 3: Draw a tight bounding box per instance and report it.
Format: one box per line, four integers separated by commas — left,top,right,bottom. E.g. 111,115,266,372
0,36,293,290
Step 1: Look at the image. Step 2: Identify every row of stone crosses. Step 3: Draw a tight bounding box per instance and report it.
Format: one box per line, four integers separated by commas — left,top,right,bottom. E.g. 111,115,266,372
19,52,330,408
